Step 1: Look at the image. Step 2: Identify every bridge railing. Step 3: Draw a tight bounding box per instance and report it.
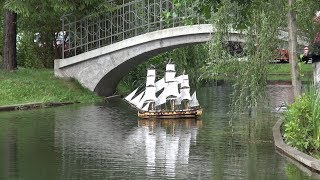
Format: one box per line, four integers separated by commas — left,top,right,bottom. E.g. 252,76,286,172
61,0,208,58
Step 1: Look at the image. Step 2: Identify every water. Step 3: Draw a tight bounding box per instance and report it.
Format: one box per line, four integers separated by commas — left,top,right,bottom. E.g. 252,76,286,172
0,84,317,179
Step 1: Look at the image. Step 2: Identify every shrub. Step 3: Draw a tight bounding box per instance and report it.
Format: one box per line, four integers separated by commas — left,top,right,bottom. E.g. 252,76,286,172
283,87,320,157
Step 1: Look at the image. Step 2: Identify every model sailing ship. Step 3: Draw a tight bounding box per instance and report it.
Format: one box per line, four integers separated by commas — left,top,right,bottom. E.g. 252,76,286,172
124,63,202,119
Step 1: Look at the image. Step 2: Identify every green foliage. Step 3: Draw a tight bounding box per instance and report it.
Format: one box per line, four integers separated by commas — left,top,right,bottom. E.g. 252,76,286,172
283,86,320,157
285,163,311,180
203,0,286,114
295,0,320,42
166,0,211,25
4,0,114,17
3,0,32,16
17,32,45,68
2,0,115,69
117,44,208,94
50,0,115,17
0,68,102,105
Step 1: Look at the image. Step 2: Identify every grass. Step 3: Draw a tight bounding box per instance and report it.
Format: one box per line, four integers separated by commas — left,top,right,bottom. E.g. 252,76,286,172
268,63,313,81
0,68,102,106
196,63,313,82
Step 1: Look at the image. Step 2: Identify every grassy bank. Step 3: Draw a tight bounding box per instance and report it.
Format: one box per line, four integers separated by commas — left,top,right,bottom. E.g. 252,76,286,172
268,63,313,81
0,68,102,106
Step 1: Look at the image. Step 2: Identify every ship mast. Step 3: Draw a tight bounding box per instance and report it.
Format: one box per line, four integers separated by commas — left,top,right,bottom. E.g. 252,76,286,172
179,74,192,109
163,64,180,111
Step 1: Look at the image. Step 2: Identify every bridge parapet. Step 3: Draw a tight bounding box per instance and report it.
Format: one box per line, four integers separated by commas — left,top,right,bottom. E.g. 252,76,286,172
61,0,207,58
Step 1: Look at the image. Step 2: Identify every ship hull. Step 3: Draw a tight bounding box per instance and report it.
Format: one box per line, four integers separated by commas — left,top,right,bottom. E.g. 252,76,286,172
138,108,202,119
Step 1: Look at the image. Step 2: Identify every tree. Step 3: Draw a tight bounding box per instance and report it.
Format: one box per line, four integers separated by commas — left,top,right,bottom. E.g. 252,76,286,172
288,0,320,98
1,0,114,69
2,0,31,70
0,16,3,68
288,0,301,97
203,0,287,114
3,9,17,71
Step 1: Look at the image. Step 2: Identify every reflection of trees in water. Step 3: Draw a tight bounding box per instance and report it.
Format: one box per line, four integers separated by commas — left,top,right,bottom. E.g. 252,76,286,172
0,124,17,179
230,85,294,143
195,85,300,179
267,85,294,109
0,110,59,179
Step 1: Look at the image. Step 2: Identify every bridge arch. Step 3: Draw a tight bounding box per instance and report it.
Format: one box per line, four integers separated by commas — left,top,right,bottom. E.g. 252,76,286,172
54,24,246,96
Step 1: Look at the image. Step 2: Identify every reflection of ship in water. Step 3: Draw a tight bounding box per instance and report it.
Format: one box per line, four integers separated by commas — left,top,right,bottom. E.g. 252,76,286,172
54,106,202,179
138,119,202,133
136,119,202,177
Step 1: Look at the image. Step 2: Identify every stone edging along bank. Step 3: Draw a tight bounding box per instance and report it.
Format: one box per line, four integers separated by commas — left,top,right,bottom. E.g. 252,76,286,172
0,102,79,112
273,119,320,173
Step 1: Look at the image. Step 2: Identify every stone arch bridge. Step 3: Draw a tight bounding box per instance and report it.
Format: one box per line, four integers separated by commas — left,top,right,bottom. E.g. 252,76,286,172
54,0,308,97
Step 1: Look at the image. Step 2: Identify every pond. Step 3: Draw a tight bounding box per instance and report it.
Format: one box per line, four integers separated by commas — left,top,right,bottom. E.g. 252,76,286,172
0,84,316,179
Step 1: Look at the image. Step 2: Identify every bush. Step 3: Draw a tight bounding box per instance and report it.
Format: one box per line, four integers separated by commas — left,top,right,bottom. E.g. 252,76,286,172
17,32,46,68
283,87,320,157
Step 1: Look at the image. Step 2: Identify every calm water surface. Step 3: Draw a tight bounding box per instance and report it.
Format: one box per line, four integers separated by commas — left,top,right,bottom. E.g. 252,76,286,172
0,84,317,179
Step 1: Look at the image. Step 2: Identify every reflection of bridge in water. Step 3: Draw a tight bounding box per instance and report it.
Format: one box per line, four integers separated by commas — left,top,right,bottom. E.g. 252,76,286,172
54,105,202,178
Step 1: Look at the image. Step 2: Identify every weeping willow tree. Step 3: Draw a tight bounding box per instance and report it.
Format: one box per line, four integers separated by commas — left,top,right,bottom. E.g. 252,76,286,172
203,0,286,114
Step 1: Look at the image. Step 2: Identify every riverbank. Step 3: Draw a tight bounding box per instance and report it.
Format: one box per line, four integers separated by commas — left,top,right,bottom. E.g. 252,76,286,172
0,102,79,112
0,68,102,106
273,118,320,173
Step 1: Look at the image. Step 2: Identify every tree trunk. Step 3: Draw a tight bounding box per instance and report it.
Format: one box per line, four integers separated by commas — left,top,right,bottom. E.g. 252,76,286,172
3,10,17,71
288,0,301,97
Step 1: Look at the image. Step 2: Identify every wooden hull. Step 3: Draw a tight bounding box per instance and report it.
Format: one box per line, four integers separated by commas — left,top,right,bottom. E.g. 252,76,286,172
138,108,202,119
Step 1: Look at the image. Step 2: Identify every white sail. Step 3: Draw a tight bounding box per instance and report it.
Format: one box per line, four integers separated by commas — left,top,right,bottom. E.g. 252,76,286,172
181,75,190,88
165,64,176,83
136,69,157,110
164,81,180,99
166,64,175,71
137,101,144,109
155,78,166,92
155,90,167,106
138,86,157,109
189,91,199,107
181,80,190,88
143,86,157,102
176,75,183,84
147,69,156,77
142,102,150,111
130,91,144,107
124,88,138,102
180,88,192,101
146,76,156,87
146,69,156,87
165,71,176,82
